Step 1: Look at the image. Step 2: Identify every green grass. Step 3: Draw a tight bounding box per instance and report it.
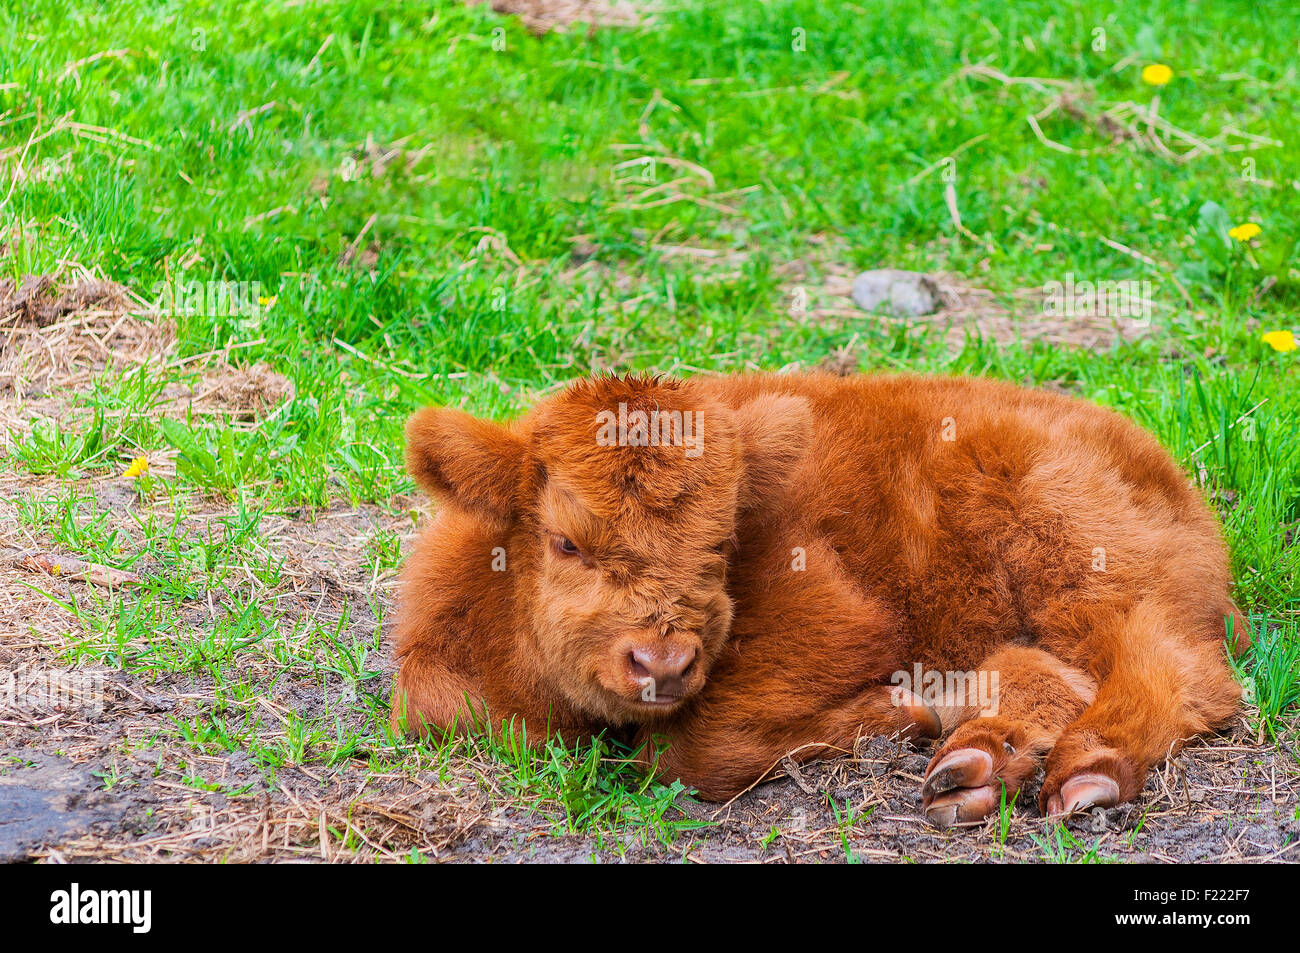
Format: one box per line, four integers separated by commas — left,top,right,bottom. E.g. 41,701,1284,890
1031,821,1114,863
829,795,876,864
2,0,1298,857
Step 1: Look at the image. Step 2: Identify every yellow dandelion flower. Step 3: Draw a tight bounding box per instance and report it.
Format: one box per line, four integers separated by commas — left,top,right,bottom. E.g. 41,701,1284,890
1228,223,1261,242
1262,330,1297,353
258,295,278,307
123,456,150,478
1141,63,1173,86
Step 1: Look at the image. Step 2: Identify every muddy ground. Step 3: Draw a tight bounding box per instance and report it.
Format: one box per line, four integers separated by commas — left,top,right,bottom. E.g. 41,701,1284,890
2,490,1297,864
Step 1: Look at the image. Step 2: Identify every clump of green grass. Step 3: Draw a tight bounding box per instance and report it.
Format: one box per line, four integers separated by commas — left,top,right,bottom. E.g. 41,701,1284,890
1233,615,1300,744
403,718,711,852
1031,822,1114,864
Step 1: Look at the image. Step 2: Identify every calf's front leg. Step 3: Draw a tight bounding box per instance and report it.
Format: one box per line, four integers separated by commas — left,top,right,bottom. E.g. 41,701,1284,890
642,537,936,800
647,681,942,801
920,646,1096,826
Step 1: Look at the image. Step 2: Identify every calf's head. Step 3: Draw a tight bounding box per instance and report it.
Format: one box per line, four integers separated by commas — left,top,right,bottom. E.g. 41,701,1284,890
405,375,811,724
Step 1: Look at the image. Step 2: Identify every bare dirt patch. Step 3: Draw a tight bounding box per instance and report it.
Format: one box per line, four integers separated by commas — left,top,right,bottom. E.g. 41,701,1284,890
2,469,1297,862
560,232,1159,360
167,363,295,422
0,471,415,861
791,259,1156,354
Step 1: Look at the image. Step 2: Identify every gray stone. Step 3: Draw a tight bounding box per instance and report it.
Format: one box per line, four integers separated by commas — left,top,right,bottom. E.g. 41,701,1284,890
851,269,941,317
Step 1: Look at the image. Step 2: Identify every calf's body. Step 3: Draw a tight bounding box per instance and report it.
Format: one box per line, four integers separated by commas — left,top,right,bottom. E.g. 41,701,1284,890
392,372,1245,822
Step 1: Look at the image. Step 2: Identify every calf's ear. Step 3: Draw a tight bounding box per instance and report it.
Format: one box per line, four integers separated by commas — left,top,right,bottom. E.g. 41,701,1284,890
732,393,813,508
405,406,522,519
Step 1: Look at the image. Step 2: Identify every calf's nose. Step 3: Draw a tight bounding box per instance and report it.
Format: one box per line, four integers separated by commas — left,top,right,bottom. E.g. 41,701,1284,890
628,646,697,696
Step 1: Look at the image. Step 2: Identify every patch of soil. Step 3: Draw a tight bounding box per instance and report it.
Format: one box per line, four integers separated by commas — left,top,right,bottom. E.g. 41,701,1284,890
0,474,421,860
559,233,1158,361
802,264,1154,354
0,754,134,862
663,730,1300,864
1,472,1296,862
0,275,123,327
818,344,860,376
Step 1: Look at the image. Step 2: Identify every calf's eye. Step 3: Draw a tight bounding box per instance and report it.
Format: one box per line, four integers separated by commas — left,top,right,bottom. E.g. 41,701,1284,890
553,536,581,557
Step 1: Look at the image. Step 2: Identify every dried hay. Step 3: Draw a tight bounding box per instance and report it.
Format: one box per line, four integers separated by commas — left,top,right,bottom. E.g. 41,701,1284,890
1,272,173,401
0,269,292,437
168,363,296,422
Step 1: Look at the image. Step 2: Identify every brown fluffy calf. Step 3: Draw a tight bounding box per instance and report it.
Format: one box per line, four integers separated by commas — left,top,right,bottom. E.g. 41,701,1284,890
391,372,1247,824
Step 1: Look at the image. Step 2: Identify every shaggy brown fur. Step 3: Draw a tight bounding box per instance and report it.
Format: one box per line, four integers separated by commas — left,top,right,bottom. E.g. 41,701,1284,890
391,372,1248,824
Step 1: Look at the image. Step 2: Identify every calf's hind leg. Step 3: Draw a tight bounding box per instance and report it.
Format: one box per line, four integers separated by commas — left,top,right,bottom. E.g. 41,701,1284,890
1039,599,1244,817
922,646,1096,827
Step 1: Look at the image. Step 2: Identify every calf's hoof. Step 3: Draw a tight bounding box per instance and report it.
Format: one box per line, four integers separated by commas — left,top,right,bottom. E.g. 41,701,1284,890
1043,772,1120,818
1040,746,1135,819
921,719,1038,828
922,748,1001,827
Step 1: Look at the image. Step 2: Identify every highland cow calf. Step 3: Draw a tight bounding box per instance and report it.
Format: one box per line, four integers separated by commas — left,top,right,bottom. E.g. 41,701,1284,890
391,372,1248,825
